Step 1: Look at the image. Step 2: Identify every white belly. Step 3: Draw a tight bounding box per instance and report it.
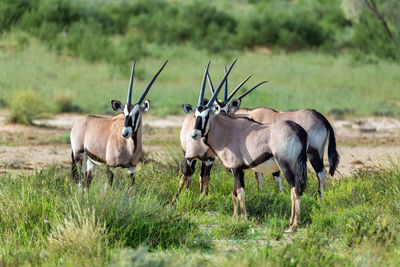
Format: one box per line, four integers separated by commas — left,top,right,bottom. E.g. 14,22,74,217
251,157,280,174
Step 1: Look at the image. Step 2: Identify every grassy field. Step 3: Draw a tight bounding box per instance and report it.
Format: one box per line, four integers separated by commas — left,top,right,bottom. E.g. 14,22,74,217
1,33,400,118
0,142,400,266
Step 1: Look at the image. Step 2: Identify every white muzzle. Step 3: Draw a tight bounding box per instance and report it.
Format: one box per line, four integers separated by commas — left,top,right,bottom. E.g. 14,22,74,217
121,127,133,139
191,129,202,140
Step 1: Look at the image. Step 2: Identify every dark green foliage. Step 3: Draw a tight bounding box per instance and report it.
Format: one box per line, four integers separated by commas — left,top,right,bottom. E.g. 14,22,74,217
234,1,344,50
353,12,400,61
1,0,398,61
0,0,31,32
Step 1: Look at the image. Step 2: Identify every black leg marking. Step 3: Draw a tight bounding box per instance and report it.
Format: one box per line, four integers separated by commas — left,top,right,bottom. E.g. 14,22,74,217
172,158,196,204
232,168,246,218
308,147,326,198
232,168,245,196
275,158,296,188
106,166,114,186
200,161,213,195
272,171,280,178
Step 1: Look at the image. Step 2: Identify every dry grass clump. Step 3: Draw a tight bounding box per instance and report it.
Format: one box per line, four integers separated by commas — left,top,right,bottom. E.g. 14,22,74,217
47,206,107,265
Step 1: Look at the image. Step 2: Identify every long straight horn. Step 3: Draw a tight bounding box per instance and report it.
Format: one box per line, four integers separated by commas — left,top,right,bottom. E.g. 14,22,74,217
126,59,136,105
207,72,225,106
206,58,237,108
207,72,215,94
225,73,253,103
223,65,228,102
136,60,168,105
198,61,211,108
236,81,268,100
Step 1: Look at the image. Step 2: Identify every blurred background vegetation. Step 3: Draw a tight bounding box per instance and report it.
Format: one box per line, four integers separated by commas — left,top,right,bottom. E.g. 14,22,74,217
0,0,399,120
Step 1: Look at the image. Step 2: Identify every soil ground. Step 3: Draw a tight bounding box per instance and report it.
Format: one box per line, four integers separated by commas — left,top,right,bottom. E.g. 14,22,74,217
0,112,399,177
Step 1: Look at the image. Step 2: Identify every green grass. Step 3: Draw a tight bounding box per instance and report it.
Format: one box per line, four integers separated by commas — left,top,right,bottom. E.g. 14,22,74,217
1,33,400,118
1,146,400,265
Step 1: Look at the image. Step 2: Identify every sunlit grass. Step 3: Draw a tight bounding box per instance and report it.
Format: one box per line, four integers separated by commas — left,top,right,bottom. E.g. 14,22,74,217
1,155,400,265
1,34,399,118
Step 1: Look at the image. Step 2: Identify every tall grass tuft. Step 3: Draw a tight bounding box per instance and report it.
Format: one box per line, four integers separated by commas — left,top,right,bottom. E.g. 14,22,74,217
7,89,45,124
46,205,107,265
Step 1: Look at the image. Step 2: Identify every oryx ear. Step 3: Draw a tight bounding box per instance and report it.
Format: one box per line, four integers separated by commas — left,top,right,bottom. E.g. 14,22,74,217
182,104,195,114
202,98,209,106
229,99,241,110
111,100,124,112
211,105,221,116
140,99,150,113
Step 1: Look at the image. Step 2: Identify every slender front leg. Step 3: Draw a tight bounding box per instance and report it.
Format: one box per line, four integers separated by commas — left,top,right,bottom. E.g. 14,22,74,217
272,171,284,193
127,167,136,190
232,168,246,219
200,160,213,195
106,166,114,186
172,159,196,204
186,159,196,189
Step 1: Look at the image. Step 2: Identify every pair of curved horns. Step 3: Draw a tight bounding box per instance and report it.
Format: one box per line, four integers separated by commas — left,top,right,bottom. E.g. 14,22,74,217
126,60,168,105
199,59,237,109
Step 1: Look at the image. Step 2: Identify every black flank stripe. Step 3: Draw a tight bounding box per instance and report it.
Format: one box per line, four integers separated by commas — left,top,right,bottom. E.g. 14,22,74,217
85,149,106,164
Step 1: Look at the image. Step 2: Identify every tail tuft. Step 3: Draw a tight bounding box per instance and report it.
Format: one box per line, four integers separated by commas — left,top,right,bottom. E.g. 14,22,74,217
326,123,340,176
295,141,308,196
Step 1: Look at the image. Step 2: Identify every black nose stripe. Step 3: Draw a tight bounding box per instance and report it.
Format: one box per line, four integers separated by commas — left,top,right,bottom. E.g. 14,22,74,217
194,116,202,131
124,115,132,127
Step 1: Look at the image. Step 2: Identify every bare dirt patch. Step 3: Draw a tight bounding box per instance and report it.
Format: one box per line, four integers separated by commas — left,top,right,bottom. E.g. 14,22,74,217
0,113,399,177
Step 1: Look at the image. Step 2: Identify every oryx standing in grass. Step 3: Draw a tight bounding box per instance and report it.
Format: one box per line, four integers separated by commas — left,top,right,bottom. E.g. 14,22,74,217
183,61,309,232
202,71,340,198
70,60,168,187
172,60,266,203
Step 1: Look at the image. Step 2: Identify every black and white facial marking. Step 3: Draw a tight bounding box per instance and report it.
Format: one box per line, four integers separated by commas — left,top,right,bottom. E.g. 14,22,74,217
191,105,220,140
112,99,150,139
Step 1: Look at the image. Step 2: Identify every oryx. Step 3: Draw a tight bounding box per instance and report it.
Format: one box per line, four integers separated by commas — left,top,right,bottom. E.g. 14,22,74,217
198,68,340,198
210,86,339,197
70,60,168,187
183,61,309,232
172,61,266,203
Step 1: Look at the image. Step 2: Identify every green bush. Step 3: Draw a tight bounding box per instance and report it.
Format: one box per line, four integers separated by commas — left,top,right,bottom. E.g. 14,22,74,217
0,0,31,32
235,1,329,50
7,89,46,124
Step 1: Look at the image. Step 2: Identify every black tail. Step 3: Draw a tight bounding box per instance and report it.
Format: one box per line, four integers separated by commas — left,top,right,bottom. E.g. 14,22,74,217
295,138,308,196
325,120,340,176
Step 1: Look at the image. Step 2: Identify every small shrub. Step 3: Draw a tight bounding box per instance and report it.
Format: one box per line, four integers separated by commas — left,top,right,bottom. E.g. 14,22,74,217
7,89,46,124
53,90,77,113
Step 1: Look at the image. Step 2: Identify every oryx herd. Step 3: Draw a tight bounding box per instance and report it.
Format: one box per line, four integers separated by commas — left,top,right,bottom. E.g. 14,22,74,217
70,59,339,232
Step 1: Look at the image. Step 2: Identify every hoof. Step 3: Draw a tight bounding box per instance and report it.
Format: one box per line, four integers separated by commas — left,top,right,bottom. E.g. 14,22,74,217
232,214,238,220
285,226,298,233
